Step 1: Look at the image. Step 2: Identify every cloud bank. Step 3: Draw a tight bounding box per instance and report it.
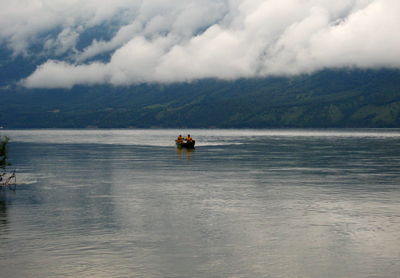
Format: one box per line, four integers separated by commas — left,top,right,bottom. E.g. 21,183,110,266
1,0,399,88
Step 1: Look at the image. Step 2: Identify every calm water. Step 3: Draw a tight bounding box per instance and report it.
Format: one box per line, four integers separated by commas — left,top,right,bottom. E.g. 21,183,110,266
1,129,400,278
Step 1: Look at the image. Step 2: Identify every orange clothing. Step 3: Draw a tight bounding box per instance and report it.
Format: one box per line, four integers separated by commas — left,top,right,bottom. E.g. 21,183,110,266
176,136,184,143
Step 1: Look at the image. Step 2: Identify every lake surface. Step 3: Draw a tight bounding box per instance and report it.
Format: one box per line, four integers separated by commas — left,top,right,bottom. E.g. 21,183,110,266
1,129,400,278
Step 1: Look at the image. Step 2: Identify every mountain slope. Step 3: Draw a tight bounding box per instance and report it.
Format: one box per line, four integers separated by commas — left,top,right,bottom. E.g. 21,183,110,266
1,69,400,128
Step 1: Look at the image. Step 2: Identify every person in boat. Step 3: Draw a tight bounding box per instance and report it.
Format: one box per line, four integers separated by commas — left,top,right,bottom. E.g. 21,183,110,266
176,135,184,144
185,134,193,142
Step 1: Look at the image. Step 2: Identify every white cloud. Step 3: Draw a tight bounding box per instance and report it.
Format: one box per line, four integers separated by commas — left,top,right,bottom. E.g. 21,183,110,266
44,28,80,56
1,0,399,88
0,0,137,55
75,22,142,62
22,60,109,89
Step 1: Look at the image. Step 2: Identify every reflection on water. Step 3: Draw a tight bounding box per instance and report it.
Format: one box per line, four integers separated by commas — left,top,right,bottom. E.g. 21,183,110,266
176,148,194,160
0,129,400,278
0,199,8,230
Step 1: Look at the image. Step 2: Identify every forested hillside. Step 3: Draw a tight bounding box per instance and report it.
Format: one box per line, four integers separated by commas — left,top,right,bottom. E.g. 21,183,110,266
1,69,400,128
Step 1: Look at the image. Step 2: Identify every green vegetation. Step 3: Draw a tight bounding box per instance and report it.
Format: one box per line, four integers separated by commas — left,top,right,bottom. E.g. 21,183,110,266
0,136,9,169
0,69,400,128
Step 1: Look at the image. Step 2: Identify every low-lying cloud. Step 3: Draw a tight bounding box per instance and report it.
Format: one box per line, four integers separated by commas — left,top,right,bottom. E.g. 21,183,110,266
1,0,399,88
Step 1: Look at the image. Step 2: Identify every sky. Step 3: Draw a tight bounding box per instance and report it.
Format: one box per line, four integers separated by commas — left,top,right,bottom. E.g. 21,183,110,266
1,0,399,89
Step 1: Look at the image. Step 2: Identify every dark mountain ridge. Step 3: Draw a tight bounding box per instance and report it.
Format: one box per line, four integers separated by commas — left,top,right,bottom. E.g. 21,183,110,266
0,69,400,128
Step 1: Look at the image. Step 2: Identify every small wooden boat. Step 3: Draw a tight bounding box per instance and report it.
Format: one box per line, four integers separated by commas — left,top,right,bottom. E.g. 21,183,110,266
176,140,195,149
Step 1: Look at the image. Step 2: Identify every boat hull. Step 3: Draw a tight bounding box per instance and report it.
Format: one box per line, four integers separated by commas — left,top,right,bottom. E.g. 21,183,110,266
176,140,195,149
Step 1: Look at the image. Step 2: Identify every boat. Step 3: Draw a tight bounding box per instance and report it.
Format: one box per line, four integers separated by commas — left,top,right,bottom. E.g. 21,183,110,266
176,140,195,149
